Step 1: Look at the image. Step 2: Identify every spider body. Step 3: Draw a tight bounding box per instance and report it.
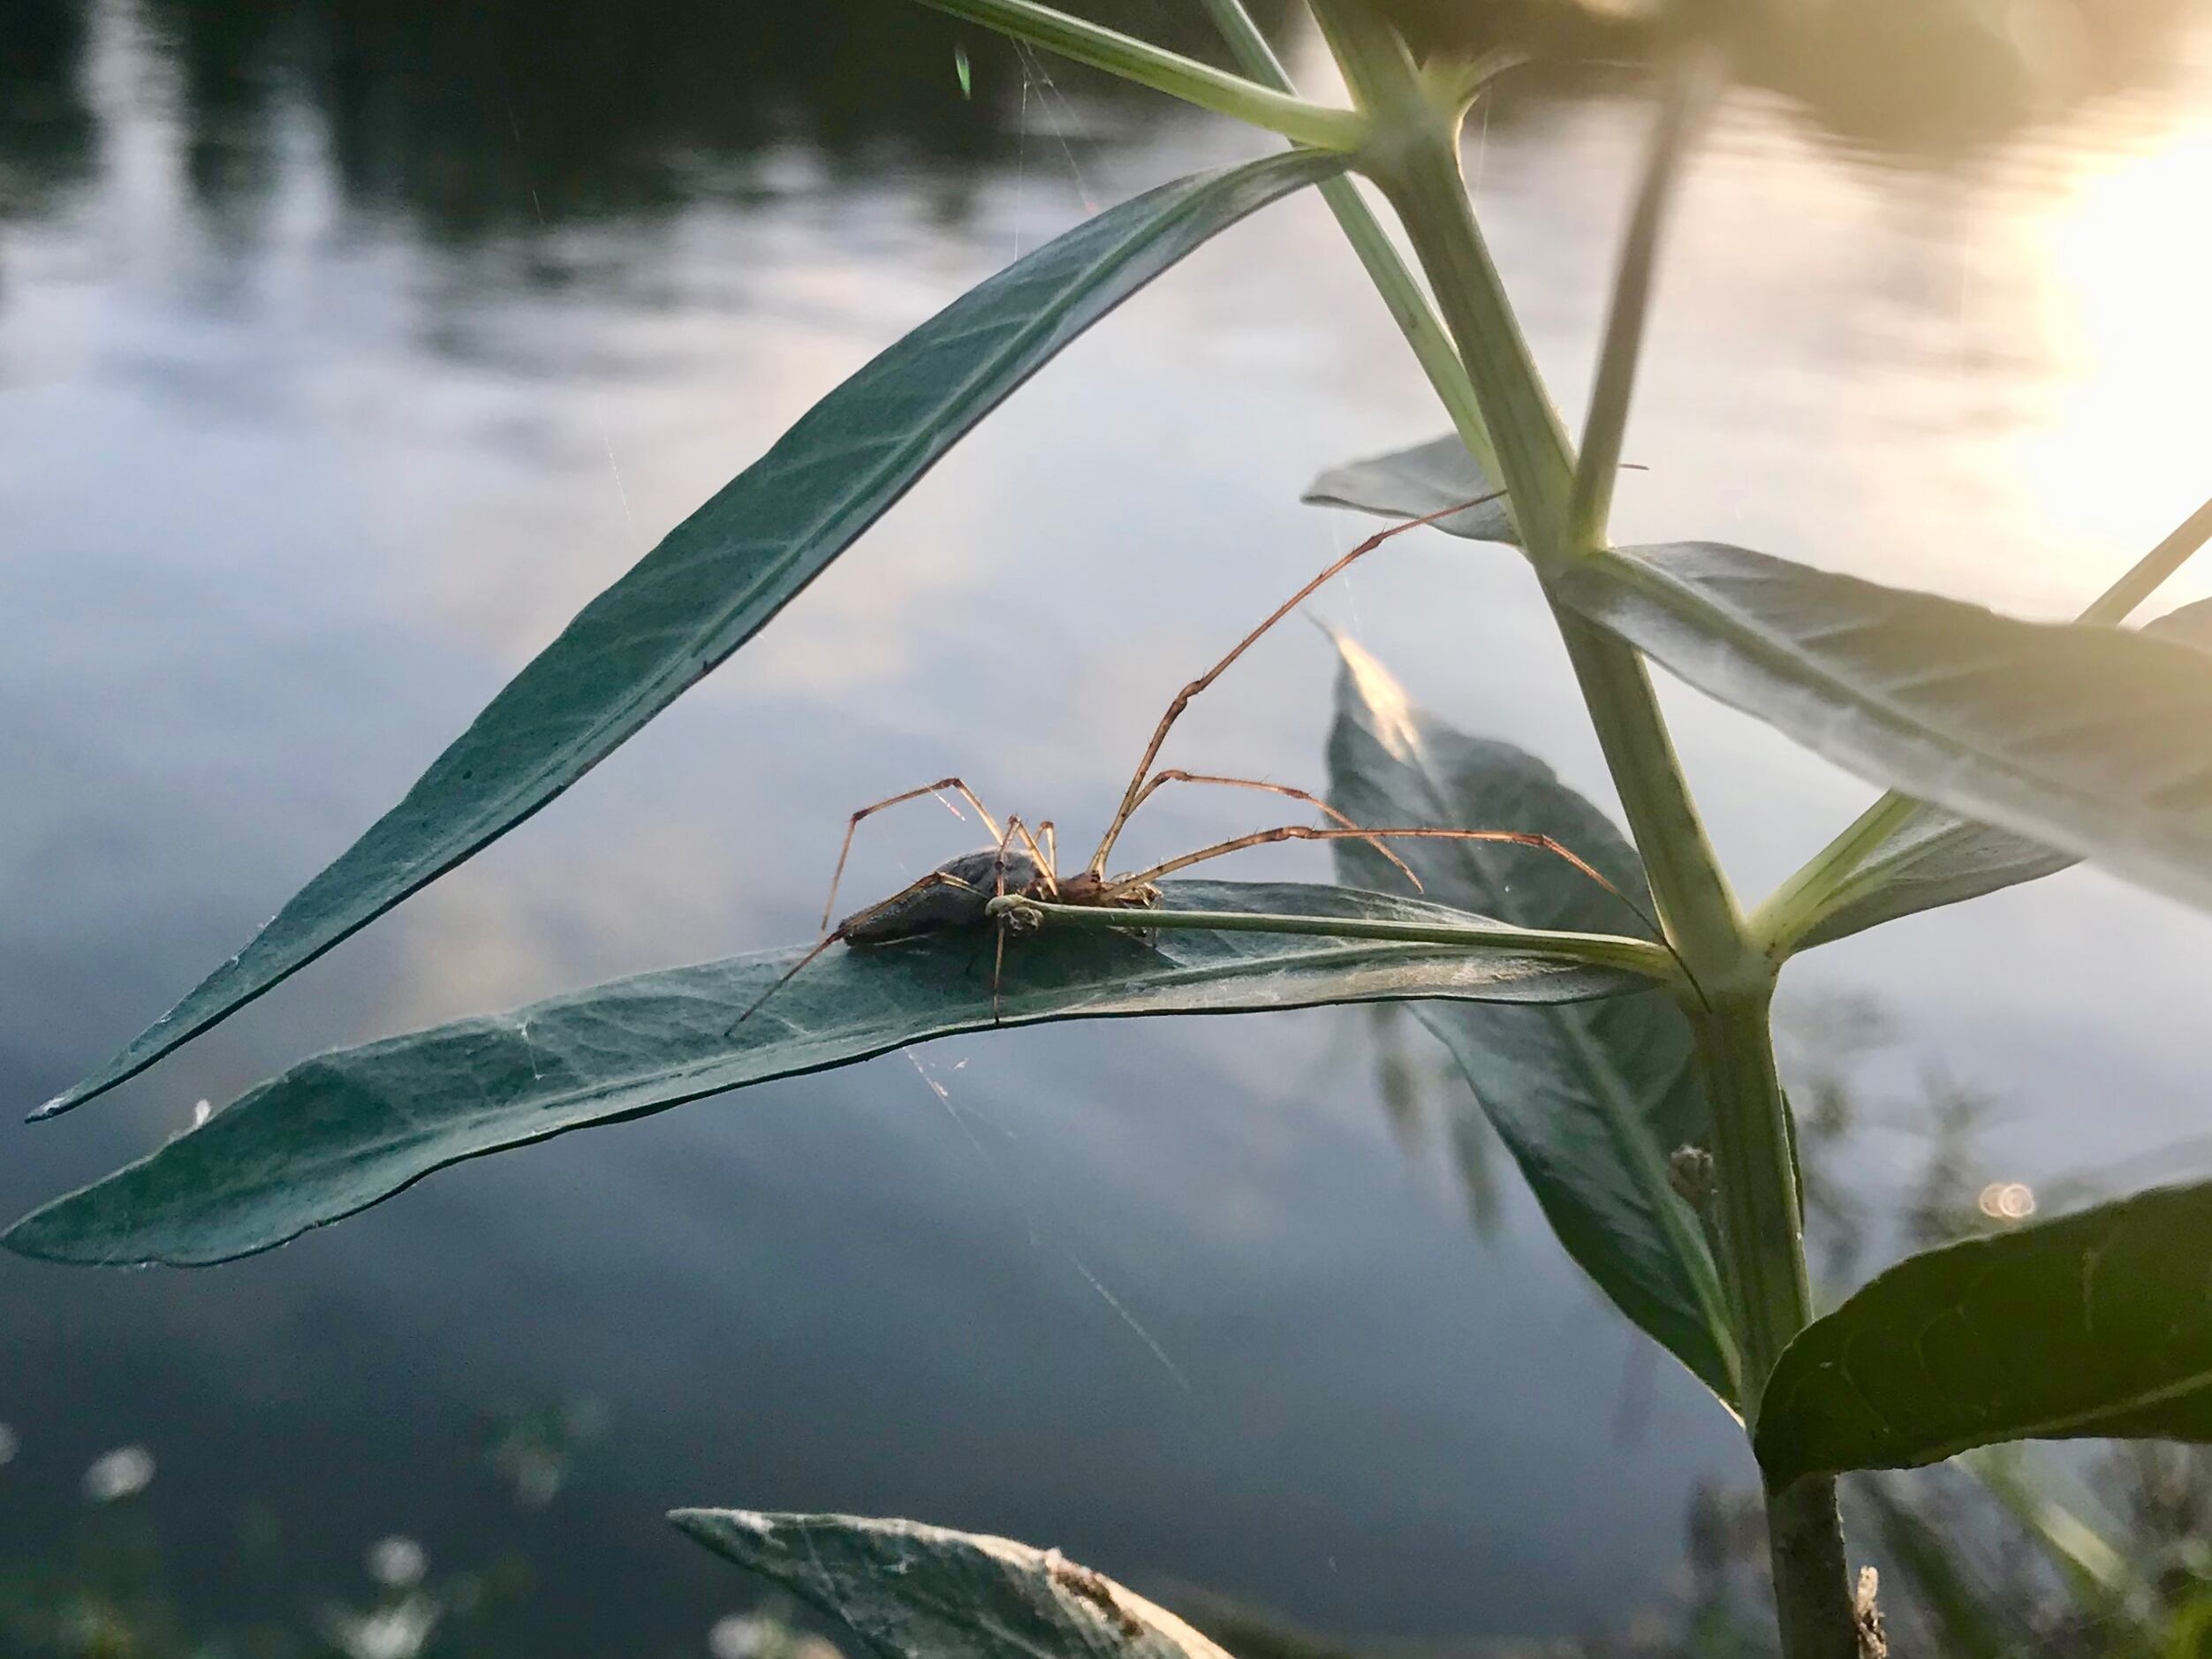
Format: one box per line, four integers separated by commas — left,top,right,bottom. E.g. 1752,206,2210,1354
838,846,1046,943
729,490,1650,1029
838,845,1163,948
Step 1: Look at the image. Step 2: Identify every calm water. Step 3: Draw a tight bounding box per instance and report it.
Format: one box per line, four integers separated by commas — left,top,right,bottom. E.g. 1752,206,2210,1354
6,0,2212,1648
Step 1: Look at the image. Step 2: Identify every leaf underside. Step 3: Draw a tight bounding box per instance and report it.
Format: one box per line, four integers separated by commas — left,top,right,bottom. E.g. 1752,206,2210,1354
5,880,1641,1268
1301,434,1519,545
1324,633,1738,1405
674,1509,1231,1659
1756,1180,2212,1486
37,149,1349,1123
1557,544,2212,924
1794,598,2212,949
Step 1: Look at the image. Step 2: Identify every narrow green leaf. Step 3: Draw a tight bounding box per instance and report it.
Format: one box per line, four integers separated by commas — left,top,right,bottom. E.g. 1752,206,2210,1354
1756,1182,2212,1485
673,1509,1231,1659
5,881,1644,1268
1762,496,2212,951
1301,436,1519,545
36,151,1348,1124
1788,599,2212,949
1556,543,2212,922
1325,634,1739,1405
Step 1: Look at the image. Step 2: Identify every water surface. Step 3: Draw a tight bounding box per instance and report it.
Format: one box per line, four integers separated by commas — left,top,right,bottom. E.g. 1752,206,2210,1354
5,0,2212,1648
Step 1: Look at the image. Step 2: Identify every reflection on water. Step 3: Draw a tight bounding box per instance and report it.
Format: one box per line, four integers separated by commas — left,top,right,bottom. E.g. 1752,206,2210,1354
5,0,2212,1651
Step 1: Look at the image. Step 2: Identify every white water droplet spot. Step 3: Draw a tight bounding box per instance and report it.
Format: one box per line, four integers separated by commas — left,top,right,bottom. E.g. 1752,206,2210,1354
83,1444,155,1502
367,1534,428,1587
709,1614,765,1659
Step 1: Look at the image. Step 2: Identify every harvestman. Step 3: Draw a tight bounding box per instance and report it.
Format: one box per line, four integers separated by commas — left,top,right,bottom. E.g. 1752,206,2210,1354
732,491,1650,1026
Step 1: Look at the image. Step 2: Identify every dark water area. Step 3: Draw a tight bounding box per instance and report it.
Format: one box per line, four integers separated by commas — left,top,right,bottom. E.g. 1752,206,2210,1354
5,0,2212,1651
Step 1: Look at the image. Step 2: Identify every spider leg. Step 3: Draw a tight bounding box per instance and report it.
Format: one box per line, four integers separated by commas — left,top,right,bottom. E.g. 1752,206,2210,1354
1036,822,1059,894
819,777,1004,936
729,867,984,1034
1113,769,1422,892
1102,824,1657,937
1010,819,1055,897
1086,489,1507,877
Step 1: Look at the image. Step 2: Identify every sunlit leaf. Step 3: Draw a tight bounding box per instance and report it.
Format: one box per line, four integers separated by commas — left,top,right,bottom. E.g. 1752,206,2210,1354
36,150,1350,1124
674,1509,1231,1659
5,881,1645,1268
1756,1181,2212,1485
1792,599,2212,949
1325,633,1739,1405
1301,436,1519,545
1556,544,2212,921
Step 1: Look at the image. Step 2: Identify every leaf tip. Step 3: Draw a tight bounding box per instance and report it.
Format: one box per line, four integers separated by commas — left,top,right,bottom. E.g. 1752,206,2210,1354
670,1506,781,1564
27,1094,71,1124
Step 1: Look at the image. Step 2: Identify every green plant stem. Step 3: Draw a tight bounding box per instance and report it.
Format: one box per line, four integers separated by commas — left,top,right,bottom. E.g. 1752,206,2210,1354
1691,990,1806,1386
1766,1478,1857,1659
1326,18,1746,983
1695,988,1853,1659
1565,48,1718,553
1302,11,1851,1649
917,0,1368,150
1194,0,1504,489
986,895,1686,982
1329,24,1578,557
1754,489,2212,953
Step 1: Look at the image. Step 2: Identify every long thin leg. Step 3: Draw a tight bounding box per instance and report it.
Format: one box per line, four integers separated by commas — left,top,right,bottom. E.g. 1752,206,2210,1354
731,867,984,1033
1039,822,1058,887
820,777,1004,936
1009,818,1055,897
1115,769,1420,891
1087,489,1507,875
1103,823,1660,938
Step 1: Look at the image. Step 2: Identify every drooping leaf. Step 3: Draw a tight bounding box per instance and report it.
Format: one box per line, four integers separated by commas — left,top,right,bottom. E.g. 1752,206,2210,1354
36,150,1350,1124
673,1508,1231,1659
1755,1181,2212,1486
1556,543,2212,921
1325,633,1739,1405
5,880,1646,1268
1791,599,2212,949
1301,436,1519,545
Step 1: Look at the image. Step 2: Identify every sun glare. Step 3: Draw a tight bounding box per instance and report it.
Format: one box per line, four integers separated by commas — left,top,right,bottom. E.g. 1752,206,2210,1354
2026,117,2212,580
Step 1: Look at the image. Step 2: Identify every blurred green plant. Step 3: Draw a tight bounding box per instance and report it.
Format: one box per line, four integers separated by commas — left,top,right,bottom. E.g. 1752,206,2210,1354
15,0,2212,1655
0,1475,532,1659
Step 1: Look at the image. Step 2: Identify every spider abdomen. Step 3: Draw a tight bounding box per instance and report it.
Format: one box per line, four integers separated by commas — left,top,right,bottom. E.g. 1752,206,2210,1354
839,846,1045,943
